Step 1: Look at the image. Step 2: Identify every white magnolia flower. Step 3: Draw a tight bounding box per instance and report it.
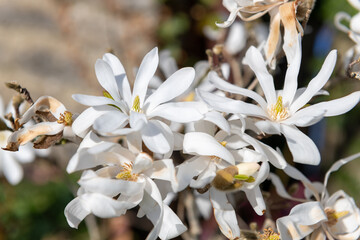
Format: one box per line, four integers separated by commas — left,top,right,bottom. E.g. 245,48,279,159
72,47,205,155
65,131,185,240
273,153,360,240
218,0,303,68
5,96,76,151
198,36,360,165
176,120,285,239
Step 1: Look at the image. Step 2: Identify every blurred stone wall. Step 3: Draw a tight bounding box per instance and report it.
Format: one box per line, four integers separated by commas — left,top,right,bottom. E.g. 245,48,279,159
0,0,159,112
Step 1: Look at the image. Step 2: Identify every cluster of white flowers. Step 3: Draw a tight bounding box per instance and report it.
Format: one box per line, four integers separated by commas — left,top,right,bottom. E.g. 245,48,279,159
1,0,360,239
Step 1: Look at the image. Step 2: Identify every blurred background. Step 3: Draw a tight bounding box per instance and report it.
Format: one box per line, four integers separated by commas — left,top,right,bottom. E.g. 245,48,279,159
0,0,359,239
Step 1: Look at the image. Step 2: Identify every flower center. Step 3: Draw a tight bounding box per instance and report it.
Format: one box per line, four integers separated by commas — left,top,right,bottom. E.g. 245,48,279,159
116,162,138,182
325,208,349,226
258,228,280,240
57,111,73,126
268,96,289,121
131,95,142,113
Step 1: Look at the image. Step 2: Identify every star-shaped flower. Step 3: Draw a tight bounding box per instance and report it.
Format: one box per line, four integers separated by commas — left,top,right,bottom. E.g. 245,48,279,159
198,36,360,165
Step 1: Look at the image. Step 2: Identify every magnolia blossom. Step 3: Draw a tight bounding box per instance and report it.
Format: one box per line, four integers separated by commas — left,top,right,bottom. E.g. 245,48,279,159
198,36,360,165
218,0,304,68
272,153,360,240
72,47,205,155
65,131,185,240
176,120,285,238
5,96,76,151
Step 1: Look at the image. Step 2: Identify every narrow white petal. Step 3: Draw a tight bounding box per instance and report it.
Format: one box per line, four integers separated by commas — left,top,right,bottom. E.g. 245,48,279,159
148,102,204,123
208,71,268,109
133,47,159,107
93,111,129,133
203,111,230,133
281,124,321,165
2,153,23,185
190,163,216,188
243,46,276,105
159,50,178,78
64,197,90,228
254,120,281,134
216,7,241,28
290,50,337,113
72,94,126,111
95,59,121,102
283,107,326,127
225,21,247,55
145,67,195,112
72,106,111,137
243,187,266,215
183,132,235,165
209,188,241,239
268,173,306,202
308,91,360,117
176,156,209,191
197,90,268,118
141,120,173,154
133,152,153,174
322,153,360,195
282,33,302,106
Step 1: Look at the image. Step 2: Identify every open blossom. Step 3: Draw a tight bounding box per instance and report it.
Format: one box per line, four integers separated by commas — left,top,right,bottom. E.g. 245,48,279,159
4,96,76,151
218,0,306,68
176,120,285,239
198,35,360,165
72,47,205,155
272,153,360,240
65,131,185,240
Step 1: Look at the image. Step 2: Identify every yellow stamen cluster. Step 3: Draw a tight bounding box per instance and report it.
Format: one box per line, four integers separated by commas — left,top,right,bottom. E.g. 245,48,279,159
258,228,280,240
268,96,289,121
182,92,195,102
116,162,138,182
220,141,227,147
57,111,73,126
325,208,349,226
131,95,142,113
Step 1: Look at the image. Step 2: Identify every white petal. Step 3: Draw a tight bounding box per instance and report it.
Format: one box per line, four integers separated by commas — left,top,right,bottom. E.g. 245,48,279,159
282,33,302,106
183,132,235,165
72,106,114,137
290,50,337,113
225,21,247,55
93,111,129,133
203,111,231,133
72,94,127,112
348,0,360,10
176,156,209,191
197,90,268,118
243,46,276,105
322,153,360,194
276,202,327,240
305,91,360,118
141,120,173,154
281,124,321,165
95,59,121,102
64,196,90,228
216,7,241,28
129,111,148,130
2,153,23,185
254,120,281,134
159,50,178,78
132,47,159,107
209,188,241,239
103,53,132,107
190,163,216,188
268,173,305,202
145,67,195,112
208,71,268,109
79,169,146,196
243,187,266,215
283,106,326,127
133,152,153,174
148,102,204,123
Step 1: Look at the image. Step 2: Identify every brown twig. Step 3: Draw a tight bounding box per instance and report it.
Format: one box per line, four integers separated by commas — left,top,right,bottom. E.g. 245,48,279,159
5,82,34,105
